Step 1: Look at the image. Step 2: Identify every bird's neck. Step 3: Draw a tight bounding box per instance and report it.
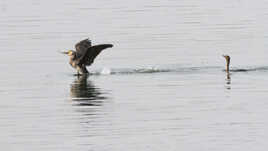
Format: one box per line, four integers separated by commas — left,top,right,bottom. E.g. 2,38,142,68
69,54,77,66
226,60,230,72
70,53,76,60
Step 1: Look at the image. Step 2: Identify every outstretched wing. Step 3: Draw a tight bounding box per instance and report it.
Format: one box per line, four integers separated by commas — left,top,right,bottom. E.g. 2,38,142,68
75,39,92,57
78,44,113,66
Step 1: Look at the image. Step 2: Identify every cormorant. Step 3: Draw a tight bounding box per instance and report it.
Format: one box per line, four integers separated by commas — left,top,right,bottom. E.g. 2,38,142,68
62,39,113,75
222,55,248,72
222,55,230,73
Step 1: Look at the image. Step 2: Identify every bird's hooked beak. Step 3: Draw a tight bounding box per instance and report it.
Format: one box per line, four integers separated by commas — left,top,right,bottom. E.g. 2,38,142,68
60,51,69,54
60,50,74,56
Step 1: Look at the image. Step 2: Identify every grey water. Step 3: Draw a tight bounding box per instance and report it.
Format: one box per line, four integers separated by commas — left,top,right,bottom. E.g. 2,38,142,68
1,0,268,150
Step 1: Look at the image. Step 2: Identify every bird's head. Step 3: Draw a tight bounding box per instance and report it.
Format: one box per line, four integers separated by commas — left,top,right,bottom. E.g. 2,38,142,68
61,50,75,56
222,55,230,63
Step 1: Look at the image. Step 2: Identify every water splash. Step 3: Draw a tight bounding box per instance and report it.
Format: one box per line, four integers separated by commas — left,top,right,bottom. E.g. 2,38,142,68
100,67,112,75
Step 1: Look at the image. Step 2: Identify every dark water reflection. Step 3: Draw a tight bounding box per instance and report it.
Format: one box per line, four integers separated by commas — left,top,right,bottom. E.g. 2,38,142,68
224,72,231,90
70,75,108,106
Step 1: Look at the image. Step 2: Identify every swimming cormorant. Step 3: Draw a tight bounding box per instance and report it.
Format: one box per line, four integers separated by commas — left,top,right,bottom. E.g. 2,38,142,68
222,55,230,72
62,39,113,75
222,55,248,73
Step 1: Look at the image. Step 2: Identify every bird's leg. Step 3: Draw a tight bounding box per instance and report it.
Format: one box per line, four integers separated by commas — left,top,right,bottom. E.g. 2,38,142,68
77,66,85,76
76,67,82,76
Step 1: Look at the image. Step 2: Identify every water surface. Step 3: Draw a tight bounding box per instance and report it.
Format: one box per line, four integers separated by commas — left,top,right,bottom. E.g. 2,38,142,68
1,0,268,150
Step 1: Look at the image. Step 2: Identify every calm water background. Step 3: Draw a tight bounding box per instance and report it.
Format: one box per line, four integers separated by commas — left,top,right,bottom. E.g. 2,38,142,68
1,0,268,150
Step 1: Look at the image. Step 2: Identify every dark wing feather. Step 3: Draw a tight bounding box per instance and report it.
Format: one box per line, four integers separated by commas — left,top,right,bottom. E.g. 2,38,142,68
75,39,92,57
78,44,113,66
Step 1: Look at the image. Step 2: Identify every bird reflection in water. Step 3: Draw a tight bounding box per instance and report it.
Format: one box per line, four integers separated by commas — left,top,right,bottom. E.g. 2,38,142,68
70,75,108,106
225,72,231,90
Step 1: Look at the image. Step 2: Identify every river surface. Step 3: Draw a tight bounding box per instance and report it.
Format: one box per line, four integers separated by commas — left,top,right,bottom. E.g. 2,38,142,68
1,0,268,150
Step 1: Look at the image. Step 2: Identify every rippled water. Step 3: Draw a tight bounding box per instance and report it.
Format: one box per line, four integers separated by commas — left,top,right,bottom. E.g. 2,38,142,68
1,0,268,150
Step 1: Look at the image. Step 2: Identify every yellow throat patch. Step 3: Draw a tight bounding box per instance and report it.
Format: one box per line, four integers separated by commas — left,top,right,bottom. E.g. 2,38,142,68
68,50,73,56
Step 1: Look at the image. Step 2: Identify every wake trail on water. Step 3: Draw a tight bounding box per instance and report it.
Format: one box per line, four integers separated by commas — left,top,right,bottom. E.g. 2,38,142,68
90,65,221,75
87,65,268,76
227,66,268,72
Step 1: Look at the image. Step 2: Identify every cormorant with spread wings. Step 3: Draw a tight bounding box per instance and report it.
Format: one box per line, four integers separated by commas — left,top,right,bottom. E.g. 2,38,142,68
62,39,113,75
